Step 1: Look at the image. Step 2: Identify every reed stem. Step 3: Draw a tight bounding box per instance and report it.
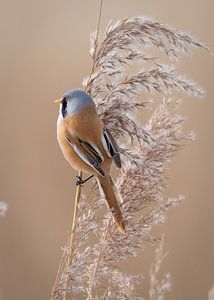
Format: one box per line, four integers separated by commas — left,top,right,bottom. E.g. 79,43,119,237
50,170,82,300
62,170,82,300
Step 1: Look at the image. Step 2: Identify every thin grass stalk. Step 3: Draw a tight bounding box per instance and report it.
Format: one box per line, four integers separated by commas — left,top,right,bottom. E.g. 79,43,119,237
86,0,103,95
50,170,82,300
62,170,82,300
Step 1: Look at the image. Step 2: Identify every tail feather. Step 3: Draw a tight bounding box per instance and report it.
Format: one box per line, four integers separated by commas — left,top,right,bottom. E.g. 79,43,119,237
98,176,125,234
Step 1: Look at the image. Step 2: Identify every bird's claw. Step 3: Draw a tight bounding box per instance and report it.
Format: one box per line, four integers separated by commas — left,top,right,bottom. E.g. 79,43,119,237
76,176,84,186
75,175,94,186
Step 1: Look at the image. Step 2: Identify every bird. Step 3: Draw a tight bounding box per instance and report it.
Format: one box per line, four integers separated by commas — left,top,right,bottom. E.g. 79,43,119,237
55,89,125,233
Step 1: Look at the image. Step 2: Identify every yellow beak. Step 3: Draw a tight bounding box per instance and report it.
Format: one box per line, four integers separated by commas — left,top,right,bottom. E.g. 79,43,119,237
54,98,62,104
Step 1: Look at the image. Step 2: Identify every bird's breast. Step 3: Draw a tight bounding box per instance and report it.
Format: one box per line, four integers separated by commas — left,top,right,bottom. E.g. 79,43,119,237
56,106,112,174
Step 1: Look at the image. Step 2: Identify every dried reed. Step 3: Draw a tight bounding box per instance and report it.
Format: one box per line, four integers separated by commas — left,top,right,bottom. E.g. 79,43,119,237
0,202,7,217
51,14,207,300
208,286,214,300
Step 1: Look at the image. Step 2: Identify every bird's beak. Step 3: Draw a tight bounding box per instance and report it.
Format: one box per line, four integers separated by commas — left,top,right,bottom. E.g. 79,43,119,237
54,98,62,104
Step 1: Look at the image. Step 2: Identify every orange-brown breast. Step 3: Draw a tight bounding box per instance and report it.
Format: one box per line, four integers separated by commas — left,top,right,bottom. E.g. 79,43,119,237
57,103,112,176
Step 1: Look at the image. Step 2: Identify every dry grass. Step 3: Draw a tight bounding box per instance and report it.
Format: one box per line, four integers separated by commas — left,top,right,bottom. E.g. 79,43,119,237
51,15,207,300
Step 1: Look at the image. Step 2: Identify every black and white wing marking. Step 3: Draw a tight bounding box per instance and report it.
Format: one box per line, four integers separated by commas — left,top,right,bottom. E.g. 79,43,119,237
65,135,105,177
102,129,122,168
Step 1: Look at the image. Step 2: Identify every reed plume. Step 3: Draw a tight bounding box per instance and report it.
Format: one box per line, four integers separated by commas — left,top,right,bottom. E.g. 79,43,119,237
51,15,207,300
0,202,7,217
208,286,214,300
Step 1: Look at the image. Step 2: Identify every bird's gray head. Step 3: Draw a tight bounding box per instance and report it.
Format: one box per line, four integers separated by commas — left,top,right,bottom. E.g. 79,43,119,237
57,89,94,118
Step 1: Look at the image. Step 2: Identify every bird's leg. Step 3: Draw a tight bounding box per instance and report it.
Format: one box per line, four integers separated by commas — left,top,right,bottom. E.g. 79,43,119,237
75,174,94,186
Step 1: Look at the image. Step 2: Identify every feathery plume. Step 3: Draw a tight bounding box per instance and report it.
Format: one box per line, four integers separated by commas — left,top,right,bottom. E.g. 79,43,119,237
149,237,171,300
208,286,214,300
51,15,207,300
0,202,7,217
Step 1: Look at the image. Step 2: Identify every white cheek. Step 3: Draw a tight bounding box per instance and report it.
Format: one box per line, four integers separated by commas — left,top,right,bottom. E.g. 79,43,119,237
57,104,63,125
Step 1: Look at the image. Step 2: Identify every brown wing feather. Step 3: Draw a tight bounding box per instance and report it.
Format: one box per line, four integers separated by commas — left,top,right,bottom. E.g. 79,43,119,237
65,135,105,177
103,129,122,168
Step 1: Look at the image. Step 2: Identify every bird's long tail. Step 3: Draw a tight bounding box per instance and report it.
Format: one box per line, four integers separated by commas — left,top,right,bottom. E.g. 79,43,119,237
98,176,125,234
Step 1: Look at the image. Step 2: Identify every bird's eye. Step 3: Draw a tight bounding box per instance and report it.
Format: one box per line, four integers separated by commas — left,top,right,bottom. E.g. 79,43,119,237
62,97,67,103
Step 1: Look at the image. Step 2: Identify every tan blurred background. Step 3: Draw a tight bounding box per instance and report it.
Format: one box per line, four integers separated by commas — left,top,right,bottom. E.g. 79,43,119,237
0,0,213,299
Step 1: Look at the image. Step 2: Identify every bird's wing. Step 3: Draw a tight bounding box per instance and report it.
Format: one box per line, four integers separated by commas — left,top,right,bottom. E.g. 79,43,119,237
102,129,122,168
65,134,105,177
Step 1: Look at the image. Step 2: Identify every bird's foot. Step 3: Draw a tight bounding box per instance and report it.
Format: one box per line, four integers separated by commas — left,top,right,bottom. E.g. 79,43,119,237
75,175,94,186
